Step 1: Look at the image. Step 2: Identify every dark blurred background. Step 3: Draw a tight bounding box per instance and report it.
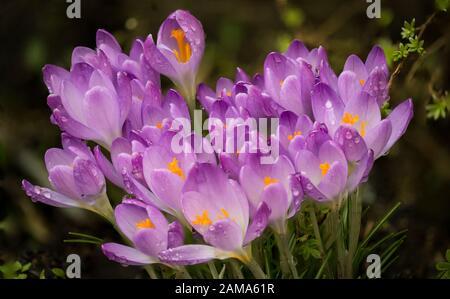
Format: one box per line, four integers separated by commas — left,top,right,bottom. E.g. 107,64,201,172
0,0,449,278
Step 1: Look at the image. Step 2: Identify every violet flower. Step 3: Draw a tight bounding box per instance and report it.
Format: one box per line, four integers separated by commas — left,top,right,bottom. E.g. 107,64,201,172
158,163,270,265
102,199,184,266
338,46,389,106
44,62,132,148
144,10,204,109
264,52,314,116
239,153,302,233
22,134,113,220
311,82,413,159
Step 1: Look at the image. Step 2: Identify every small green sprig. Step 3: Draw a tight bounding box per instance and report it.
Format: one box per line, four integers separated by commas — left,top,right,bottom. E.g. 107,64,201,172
426,92,450,120
0,261,31,279
436,249,450,279
393,19,426,62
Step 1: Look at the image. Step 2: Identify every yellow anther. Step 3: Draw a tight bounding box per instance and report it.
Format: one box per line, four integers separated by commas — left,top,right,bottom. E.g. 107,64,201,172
226,91,232,97
264,176,279,186
155,122,162,129
192,210,212,226
319,162,331,176
171,29,192,63
342,112,359,125
287,131,302,141
135,218,155,229
359,79,366,86
360,120,366,137
167,157,185,179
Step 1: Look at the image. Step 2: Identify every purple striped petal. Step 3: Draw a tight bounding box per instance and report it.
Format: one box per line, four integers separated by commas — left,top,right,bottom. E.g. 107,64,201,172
102,243,156,266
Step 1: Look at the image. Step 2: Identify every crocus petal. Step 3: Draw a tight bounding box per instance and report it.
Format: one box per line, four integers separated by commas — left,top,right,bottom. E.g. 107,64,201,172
338,71,360,104
311,83,344,134
346,149,374,192
84,86,122,146
96,29,121,58
383,98,413,154
363,68,389,106
285,40,309,60
122,170,170,213
48,165,81,200
158,245,224,265
144,35,177,79
343,54,368,80
318,162,347,199
147,169,183,214
94,146,124,188
204,219,244,252
260,182,289,223
72,158,105,199
44,148,75,170
60,80,85,123
295,149,322,185
168,221,185,248
299,175,328,202
334,126,368,162
52,108,99,141
365,119,392,158
244,202,270,245
133,228,168,257
42,64,69,94
365,45,388,76
102,243,156,266
197,83,217,111
22,180,80,208
114,201,149,240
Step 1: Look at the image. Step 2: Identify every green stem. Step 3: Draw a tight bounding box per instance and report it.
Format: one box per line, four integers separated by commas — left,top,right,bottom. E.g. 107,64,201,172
208,261,219,279
230,260,244,279
176,266,192,279
274,232,299,278
144,265,158,279
244,258,267,279
309,205,332,277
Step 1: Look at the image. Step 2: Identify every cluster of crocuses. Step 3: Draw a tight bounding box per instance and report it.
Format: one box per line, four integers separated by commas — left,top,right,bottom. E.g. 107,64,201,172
22,10,413,275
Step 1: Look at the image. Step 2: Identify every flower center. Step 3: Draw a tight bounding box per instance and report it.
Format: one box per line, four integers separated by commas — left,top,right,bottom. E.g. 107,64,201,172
192,210,212,226
171,29,192,63
287,130,302,141
342,112,359,125
319,162,330,176
135,218,155,229
167,157,185,179
264,176,279,186
359,79,366,86
155,121,162,129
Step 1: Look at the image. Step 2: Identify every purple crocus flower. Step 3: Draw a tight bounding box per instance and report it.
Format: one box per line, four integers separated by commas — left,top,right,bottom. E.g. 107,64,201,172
263,52,314,116
44,62,132,148
158,163,270,265
22,134,110,215
284,40,338,90
72,29,159,86
239,153,302,233
277,111,314,160
102,199,184,266
121,131,198,222
338,46,389,106
94,134,148,189
144,10,204,105
311,82,413,158
294,135,348,201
